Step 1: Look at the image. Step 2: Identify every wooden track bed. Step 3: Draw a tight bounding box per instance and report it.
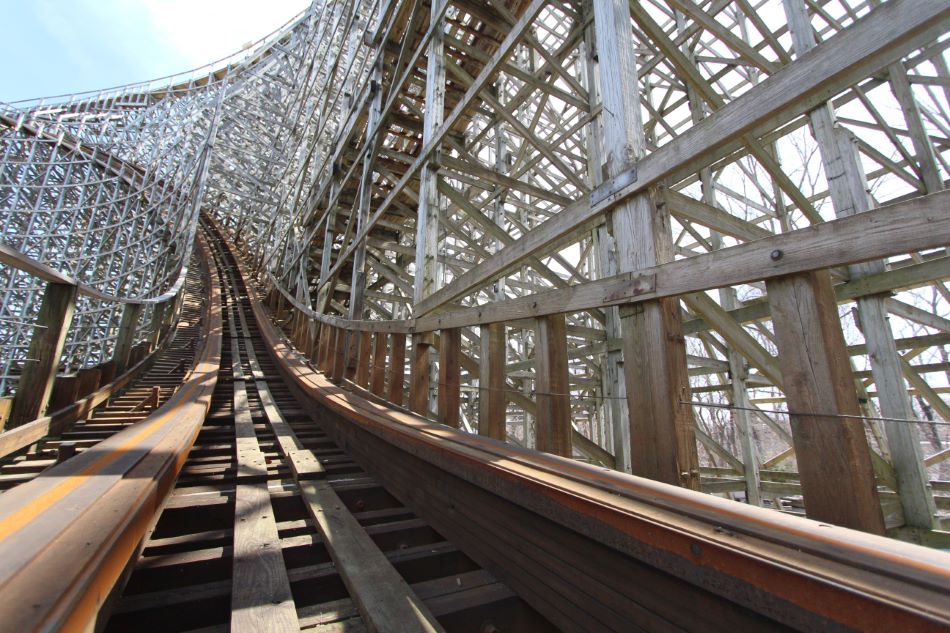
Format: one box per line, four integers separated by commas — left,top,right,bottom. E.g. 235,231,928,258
102,223,551,633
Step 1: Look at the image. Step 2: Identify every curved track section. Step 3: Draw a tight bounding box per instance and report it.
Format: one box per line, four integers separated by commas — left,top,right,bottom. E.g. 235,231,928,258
100,222,550,633
0,220,947,633
0,252,208,490
0,235,222,633
216,222,950,633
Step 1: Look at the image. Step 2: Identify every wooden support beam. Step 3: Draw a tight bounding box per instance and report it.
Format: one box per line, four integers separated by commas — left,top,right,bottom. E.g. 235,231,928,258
344,328,359,382
8,282,78,429
414,0,950,316
478,323,506,441
412,0,447,305
780,0,939,528
331,327,347,384
388,332,406,406
766,271,885,534
593,0,699,487
148,302,167,348
317,324,332,373
355,330,372,388
437,328,461,428
113,303,144,374
48,374,80,414
535,314,572,457
371,332,388,396
412,190,950,332
409,333,432,416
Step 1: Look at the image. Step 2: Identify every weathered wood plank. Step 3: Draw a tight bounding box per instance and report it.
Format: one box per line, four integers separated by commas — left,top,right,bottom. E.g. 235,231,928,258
371,333,387,397
231,481,300,633
8,283,78,429
355,330,372,388
437,329,461,428
298,478,444,633
766,271,885,534
409,333,432,416
478,324,506,441
387,333,406,406
534,314,571,457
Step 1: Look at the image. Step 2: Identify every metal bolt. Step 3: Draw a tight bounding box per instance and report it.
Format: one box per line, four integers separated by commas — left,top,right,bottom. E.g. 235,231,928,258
770,249,783,261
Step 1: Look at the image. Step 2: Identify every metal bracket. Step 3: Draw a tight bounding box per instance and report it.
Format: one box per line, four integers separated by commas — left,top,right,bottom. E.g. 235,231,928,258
603,273,656,304
590,167,638,208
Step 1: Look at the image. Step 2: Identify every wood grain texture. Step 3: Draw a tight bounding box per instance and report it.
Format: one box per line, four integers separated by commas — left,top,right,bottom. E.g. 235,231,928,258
620,299,700,490
437,328,461,428
231,481,300,633
387,333,406,406
371,332,388,397
766,271,885,534
331,327,348,384
535,315,571,457
478,323,506,441
355,330,372,388
409,333,431,416
8,283,77,429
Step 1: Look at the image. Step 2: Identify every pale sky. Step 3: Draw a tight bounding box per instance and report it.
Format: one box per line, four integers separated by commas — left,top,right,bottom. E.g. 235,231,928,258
0,0,312,103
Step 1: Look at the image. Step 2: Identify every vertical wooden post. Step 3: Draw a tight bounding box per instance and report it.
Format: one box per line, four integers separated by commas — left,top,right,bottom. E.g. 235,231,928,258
331,327,347,384
149,301,167,348
409,333,433,416
582,13,630,472
592,0,699,487
355,330,372,388
781,0,936,529
344,329,358,382
348,60,383,326
113,303,144,374
310,323,322,365
535,314,572,457
479,323,506,441
387,333,406,406
371,332,388,396
317,324,332,372
8,282,78,428
412,0,447,306
437,328,461,428
767,271,885,534
76,367,102,400
48,374,80,413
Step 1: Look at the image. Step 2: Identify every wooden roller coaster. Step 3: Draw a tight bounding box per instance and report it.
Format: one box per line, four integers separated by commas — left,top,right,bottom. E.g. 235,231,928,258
2,0,950,630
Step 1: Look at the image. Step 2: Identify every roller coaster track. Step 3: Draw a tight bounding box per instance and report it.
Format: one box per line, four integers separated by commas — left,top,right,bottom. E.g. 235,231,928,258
2,0,950,630
0,220,945,632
